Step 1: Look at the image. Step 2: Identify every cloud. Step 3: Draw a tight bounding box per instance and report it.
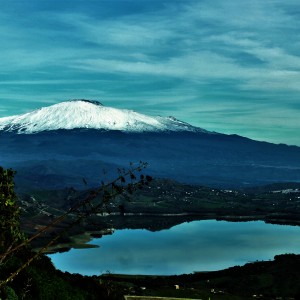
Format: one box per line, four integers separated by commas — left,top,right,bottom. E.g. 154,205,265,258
1,1,300,91
0,0,300,145
50,2,300,97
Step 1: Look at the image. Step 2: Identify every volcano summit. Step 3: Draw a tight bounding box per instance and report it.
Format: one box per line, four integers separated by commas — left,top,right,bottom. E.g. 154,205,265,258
0,99,205,134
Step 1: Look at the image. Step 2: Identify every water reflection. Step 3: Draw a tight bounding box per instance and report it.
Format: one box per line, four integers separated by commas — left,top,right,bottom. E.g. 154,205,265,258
49,220,300,275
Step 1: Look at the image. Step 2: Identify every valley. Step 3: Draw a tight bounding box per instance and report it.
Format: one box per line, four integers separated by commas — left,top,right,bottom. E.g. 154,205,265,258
16,178,300,299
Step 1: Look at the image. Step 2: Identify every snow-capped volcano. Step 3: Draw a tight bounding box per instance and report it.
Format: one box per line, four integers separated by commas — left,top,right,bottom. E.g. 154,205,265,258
0,99,206,134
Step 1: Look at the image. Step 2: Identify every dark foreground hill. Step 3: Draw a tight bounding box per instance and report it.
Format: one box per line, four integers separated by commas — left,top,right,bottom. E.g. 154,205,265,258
3,252,300,299
106,254,300,300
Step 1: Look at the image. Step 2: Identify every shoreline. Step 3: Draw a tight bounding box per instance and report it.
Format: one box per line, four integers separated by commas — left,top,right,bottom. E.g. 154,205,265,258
41,213,300,253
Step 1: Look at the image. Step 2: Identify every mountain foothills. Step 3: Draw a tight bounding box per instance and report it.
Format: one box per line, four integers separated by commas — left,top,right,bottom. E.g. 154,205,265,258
1,99,300,190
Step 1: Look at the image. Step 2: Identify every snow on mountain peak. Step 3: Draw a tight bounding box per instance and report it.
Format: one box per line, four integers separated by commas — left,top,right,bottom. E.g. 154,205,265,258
0,100,207,134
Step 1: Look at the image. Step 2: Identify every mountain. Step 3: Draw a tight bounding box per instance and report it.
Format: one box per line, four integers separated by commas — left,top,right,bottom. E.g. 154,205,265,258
0,99,206,134
1,100,300,190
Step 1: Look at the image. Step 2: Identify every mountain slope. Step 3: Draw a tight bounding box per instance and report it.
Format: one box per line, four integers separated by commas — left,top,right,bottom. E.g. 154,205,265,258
0,99,206,134
1,129,300,190
1,100,300,189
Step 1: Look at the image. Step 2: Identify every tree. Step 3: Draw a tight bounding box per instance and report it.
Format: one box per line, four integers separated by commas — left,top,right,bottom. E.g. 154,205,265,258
0,167,25,254
0,167,27,298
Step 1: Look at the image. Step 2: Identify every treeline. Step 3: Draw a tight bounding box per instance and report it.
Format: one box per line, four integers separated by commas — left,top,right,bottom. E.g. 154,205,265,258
1,253,110,299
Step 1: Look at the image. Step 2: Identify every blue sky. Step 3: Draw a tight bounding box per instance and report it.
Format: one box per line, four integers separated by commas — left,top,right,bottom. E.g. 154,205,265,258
1,0,300,145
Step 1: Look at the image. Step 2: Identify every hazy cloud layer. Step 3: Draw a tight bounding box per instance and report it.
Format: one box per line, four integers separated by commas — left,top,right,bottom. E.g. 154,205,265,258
0,0,300,145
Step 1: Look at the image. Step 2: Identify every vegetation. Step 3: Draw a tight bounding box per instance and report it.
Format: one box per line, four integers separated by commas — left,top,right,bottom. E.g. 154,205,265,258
1,253,110,299
0,167,25,253
103,254,300,299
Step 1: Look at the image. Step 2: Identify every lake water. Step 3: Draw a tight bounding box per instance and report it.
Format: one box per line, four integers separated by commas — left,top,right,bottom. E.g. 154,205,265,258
49,220,300,276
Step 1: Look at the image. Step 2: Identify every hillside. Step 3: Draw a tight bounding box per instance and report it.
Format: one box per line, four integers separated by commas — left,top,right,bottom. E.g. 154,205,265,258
105,254,300,299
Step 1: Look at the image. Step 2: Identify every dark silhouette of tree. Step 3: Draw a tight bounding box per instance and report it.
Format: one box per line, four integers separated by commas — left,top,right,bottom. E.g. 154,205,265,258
0,167,25,259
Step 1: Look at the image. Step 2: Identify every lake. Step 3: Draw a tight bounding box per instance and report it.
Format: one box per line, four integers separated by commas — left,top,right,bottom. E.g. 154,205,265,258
48,220,300,276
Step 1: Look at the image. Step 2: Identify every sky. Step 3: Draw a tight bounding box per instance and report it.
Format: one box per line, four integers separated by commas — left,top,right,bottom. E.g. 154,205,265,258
0,0,300,145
